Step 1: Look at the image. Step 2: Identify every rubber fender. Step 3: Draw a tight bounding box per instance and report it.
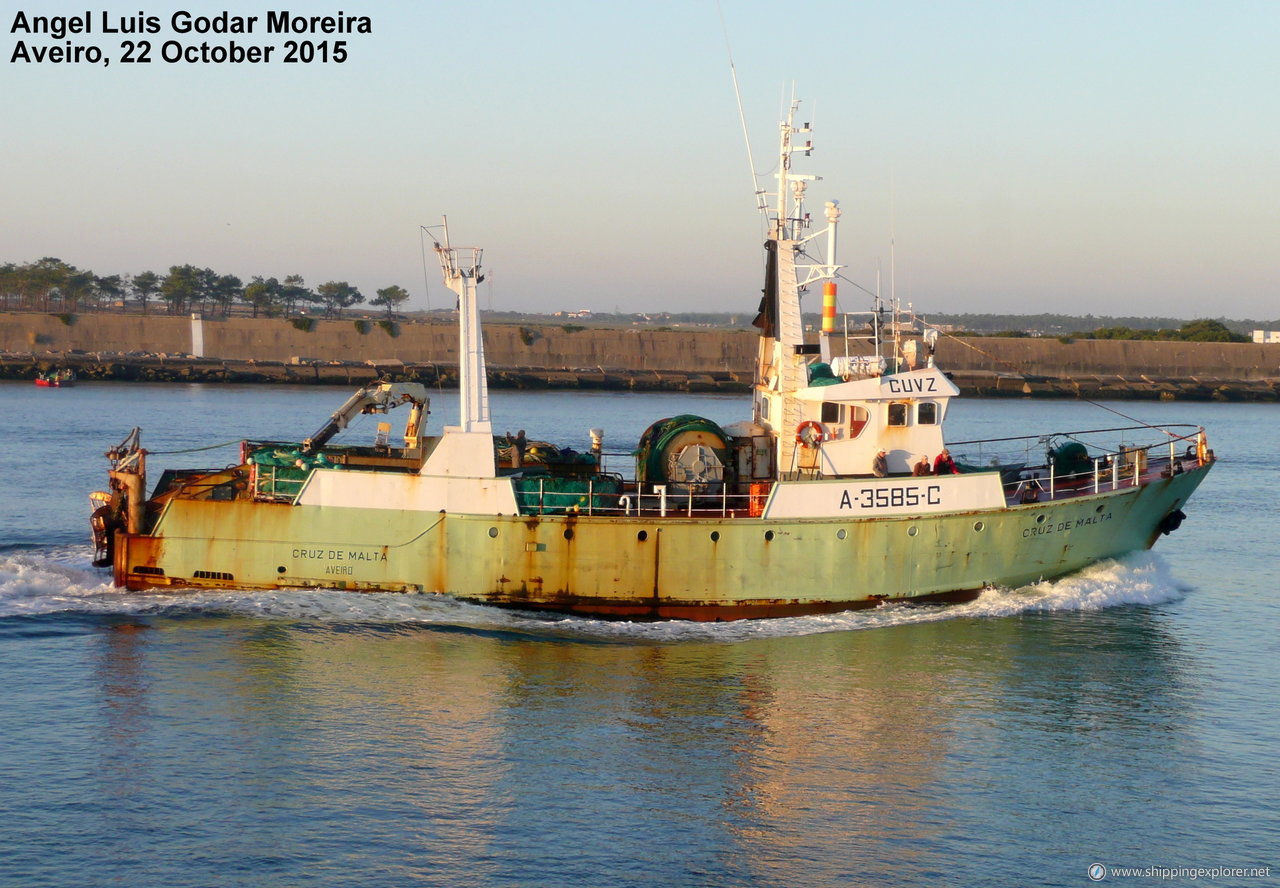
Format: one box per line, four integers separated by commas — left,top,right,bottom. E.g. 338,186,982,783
1158,508,1186,535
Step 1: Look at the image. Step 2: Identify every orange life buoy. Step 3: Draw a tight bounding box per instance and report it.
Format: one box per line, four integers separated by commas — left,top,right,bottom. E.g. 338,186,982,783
795,420,829,448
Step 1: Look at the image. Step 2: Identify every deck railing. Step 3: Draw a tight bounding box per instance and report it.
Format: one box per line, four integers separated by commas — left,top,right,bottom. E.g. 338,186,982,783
251,464,311,501
514,477,764,518
948,424,1210,505
236,424,1209,516
513,424,1211,518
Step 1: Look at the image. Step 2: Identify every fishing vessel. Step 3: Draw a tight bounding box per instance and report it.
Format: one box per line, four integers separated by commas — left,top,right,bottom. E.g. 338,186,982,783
90,102,1214,620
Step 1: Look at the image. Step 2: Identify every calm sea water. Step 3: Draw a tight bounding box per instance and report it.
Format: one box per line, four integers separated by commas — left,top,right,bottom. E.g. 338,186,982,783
0,382,1275,887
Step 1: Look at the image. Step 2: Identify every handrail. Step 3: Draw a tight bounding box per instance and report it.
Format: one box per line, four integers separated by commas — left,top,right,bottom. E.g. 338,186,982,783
252,463,310,503
994,428,1208,503
948,423,1202,448
511,431,1211,519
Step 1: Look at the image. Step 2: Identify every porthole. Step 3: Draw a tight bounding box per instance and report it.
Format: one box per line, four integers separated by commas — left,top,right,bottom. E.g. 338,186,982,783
836,529,847,541
277,565,286,574
637,530,648,541
563,528,574,541
710,531,720,542
1095,504,1106,514
1036,514,1046,524
764,530,775,542
973,521,985,532
907,526,919,537
488,527,499,538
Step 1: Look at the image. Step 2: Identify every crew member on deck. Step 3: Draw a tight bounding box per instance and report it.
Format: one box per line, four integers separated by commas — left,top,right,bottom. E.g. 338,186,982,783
913,455,932,476
872,449,888,477
933,449,960,474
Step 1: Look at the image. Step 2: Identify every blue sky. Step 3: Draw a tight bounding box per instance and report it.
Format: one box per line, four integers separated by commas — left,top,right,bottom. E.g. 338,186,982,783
3,1,1276,319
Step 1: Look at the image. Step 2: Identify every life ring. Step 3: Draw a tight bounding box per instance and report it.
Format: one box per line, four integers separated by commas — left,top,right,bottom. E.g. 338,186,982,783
795,420,829,448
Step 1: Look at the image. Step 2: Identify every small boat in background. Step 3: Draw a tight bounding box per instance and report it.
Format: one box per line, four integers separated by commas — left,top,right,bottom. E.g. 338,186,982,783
35,369,76,387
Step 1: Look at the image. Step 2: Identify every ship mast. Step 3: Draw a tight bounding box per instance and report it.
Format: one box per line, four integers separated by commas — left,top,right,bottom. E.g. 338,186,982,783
434,216,491,432
752,98,842,474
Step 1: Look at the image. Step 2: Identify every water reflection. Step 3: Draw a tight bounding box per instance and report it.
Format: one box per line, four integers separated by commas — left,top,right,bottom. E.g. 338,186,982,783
79,603,1192,885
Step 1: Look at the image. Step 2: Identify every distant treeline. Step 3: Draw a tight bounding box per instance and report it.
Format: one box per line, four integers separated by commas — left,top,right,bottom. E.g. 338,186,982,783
3,258,1276,338
0,258,411,319
952,318,1248,343
922,312,1275,337
480,309,1276,337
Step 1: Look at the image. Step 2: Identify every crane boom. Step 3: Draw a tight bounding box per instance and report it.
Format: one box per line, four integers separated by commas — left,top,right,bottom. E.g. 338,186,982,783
302,382,429,453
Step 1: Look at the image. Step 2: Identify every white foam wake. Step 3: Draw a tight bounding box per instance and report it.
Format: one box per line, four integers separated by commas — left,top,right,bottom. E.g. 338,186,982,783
0,545,1188,640
0,546,121,617
535,550,1190,642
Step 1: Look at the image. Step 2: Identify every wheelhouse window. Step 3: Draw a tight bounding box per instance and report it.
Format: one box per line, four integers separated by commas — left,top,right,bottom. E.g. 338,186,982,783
821,402,842,424
887,403,908,427
917,402,938,425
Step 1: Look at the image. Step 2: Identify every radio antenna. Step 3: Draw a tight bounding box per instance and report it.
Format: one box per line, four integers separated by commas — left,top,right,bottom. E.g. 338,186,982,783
716,1,766,219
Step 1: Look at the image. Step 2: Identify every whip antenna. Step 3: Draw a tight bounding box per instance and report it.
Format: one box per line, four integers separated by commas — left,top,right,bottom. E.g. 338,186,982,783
419,225,436,311
716,1,766,218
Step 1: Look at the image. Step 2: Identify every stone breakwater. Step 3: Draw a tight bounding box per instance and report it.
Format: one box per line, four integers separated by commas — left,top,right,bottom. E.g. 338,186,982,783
2,312,1278,400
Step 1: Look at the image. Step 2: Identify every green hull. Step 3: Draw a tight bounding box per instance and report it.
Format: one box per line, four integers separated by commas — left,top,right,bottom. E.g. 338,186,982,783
115,463,1210,620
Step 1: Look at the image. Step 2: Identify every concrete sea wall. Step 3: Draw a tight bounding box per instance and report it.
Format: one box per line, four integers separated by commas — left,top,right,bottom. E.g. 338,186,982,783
0,312,749,371
2,311,1278,400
